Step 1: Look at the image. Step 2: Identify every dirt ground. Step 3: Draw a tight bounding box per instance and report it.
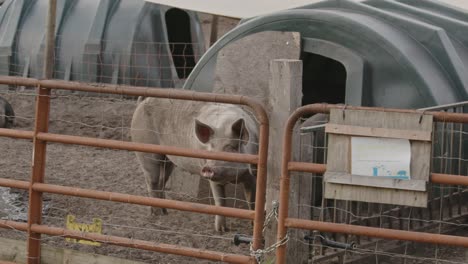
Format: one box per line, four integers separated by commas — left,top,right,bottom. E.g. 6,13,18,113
0,90,254,263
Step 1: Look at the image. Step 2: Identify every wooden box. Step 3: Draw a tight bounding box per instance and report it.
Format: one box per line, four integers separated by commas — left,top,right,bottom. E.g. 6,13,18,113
323,109,433,207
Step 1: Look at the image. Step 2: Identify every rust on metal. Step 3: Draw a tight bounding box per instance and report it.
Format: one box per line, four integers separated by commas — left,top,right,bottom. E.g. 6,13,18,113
285,218,468,248
0,76,269,126
31,224,256,264
0,75,270,261
431,173,468,186
0,129,34,140
286,161,468,189
252,120,269,250
275,101,300,263
287,162,326,174
275,103,468,264
36,132,258,164
27,85,51,264
0,178,30,190
32,183,255,220
0,219,29,231
26,0,57,260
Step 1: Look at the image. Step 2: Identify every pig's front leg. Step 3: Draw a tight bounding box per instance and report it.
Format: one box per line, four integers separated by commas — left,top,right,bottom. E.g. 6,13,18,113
242,175,256,210
209,181,228,232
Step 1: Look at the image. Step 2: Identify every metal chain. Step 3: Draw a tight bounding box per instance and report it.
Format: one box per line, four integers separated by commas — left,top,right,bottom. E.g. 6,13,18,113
262,200,279,233
249,200,284,263
250,234,289,263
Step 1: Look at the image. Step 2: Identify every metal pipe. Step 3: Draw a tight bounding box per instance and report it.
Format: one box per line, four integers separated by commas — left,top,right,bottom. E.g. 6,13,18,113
431,173,468,186
27,0,56,258
30,224,255,264
252,122,269,250
0,178,30,190
304,234,356,250
32,183,255,220
36,132,258,164
13,77,468,124
286,162,468,188
0,81,465,126
267,102,468,124
286,218,468,248
234,234,253,246
288,162,326,174
275,104,307,264
419,101,468,111
0,128,34,140
0,76,269,126
285,161,468,188
0,219,29,231
27,86,51,264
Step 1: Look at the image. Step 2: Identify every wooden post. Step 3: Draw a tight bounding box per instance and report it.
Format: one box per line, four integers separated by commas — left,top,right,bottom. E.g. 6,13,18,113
27,1,56,263
264,59,310,263
43,0,57,79
209,15,219,47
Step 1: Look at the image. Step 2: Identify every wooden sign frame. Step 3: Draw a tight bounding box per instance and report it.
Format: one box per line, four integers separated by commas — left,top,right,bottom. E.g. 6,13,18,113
323,109,433,207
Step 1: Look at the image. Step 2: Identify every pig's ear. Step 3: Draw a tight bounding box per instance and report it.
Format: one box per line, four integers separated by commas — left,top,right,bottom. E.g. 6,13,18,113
232,118,249,144
195,119,214,144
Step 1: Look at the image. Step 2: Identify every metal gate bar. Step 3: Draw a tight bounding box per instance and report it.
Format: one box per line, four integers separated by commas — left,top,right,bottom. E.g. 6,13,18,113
33,183,255,219
37,132,258,163
0,76,269,264
276,103,468,264
30,224,252,264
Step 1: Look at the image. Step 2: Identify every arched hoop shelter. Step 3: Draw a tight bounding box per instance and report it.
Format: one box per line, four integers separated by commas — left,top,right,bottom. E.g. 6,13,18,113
183,0,468,109
0,0,205,88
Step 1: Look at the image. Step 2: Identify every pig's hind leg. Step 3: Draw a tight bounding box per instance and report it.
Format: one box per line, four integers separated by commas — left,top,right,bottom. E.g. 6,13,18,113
136,152,174,215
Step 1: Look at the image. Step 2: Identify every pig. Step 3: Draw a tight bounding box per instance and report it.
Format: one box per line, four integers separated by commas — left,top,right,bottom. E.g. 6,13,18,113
130,97,258,232
0,96,14,128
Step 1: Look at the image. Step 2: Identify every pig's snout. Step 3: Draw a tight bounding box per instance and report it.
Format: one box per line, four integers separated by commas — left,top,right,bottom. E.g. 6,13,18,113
201,166,215,179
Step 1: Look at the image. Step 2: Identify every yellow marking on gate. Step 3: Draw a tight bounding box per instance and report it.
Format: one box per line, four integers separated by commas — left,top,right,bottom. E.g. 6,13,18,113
65,214,102,246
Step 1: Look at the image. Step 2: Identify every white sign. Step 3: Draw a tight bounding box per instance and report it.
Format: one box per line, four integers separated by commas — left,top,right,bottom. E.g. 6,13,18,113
351,137,411,180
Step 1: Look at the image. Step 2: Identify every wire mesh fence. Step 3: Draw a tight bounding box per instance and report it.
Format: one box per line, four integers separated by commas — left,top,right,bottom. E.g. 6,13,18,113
4,69,468,264
1,36,204,89
0,79,270,263
294,103,468,264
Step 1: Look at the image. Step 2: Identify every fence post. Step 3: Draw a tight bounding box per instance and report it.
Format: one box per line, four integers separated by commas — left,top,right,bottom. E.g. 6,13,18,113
264,59,310,263
27,0,56,263
209,15,218,47
44,0,57,79
27,86,51,264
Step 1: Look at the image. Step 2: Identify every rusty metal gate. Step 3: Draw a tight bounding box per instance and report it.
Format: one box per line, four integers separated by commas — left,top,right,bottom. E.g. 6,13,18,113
276,103,468,264
0,76,269,264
